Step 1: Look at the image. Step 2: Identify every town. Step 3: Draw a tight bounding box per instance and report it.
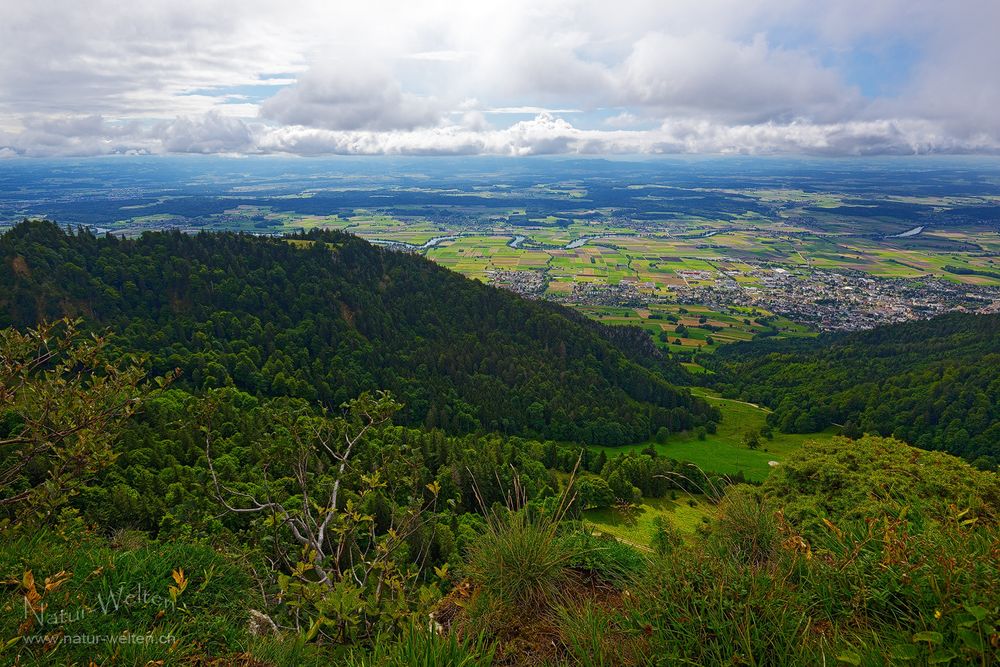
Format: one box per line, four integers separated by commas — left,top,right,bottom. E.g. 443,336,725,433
488,260,1000,332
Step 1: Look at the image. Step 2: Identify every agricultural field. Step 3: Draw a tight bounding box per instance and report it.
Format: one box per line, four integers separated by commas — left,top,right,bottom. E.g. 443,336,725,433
575,303,811,360
340,217,1000,300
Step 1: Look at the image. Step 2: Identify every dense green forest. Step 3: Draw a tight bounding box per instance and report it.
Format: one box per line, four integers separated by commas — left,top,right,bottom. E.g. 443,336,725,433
0,220,717,445
707,312,1000,468
73,384,721,539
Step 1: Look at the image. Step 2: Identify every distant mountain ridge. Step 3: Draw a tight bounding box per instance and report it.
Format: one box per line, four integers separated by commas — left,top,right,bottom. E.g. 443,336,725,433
0,220,717,444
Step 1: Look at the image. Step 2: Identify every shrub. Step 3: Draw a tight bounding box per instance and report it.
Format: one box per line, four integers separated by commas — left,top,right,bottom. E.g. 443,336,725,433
561,529,646,584
762,436,1000,541
631,547,815,666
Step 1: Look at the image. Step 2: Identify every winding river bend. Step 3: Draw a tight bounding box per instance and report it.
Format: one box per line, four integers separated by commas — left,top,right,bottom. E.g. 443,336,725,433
564,236,602,249
890,226,925,238
370,235,459,250
371,232,617,252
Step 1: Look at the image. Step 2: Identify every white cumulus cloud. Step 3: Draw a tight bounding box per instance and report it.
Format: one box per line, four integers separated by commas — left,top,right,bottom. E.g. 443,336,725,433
259,62,442,131
0,0,998,156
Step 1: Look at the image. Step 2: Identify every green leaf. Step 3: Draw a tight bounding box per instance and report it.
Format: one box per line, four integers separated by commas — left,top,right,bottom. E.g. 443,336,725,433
957,629,984,651
891,644,919,660
912,631,944,645
0,637,23,655
836,651,862,665
928,652,956,664
305,615,324,642
956,613,977,629
963,604,988,622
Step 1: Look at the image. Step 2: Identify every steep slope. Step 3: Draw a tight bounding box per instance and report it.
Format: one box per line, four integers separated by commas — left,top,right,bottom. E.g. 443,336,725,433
0,220,716,444
707,312,1000,466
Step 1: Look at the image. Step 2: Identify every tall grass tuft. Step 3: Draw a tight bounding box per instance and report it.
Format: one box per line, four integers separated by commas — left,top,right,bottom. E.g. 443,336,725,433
709,484,779,566
461,459,585,630
555,601,637,667
464,507,578,626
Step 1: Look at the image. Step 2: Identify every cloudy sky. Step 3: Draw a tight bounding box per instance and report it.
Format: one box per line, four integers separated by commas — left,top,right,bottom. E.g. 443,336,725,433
1,0,998,157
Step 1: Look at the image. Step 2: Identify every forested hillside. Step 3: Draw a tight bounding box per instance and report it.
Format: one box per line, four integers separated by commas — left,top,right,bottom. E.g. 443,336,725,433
707,312,1000,467
0,220,716,444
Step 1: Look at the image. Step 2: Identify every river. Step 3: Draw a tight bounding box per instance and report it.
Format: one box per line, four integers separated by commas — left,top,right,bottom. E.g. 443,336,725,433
890,226,924,238
564,236,601,249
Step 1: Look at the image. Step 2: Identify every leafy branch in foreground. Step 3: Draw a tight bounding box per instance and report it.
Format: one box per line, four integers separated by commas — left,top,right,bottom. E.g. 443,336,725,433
204,390,439,642
0,318,169,524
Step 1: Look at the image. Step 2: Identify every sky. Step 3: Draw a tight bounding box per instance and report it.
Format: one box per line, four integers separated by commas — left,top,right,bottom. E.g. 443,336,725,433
1,0,998,158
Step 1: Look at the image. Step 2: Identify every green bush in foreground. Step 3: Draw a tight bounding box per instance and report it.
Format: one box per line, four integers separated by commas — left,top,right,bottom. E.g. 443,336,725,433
626,436,1000,666
561,529,646,584
632,508,999,665
762,435,1000,541
708,484,780,566
3,436,997,666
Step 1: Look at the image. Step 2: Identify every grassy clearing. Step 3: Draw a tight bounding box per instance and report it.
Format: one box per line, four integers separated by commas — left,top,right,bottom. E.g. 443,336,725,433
593,389,838,481
584,495,713,549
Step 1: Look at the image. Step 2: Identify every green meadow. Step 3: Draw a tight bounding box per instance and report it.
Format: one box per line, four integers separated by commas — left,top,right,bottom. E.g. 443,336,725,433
583,495,714,548
592,388,839,482
584,388,840,547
